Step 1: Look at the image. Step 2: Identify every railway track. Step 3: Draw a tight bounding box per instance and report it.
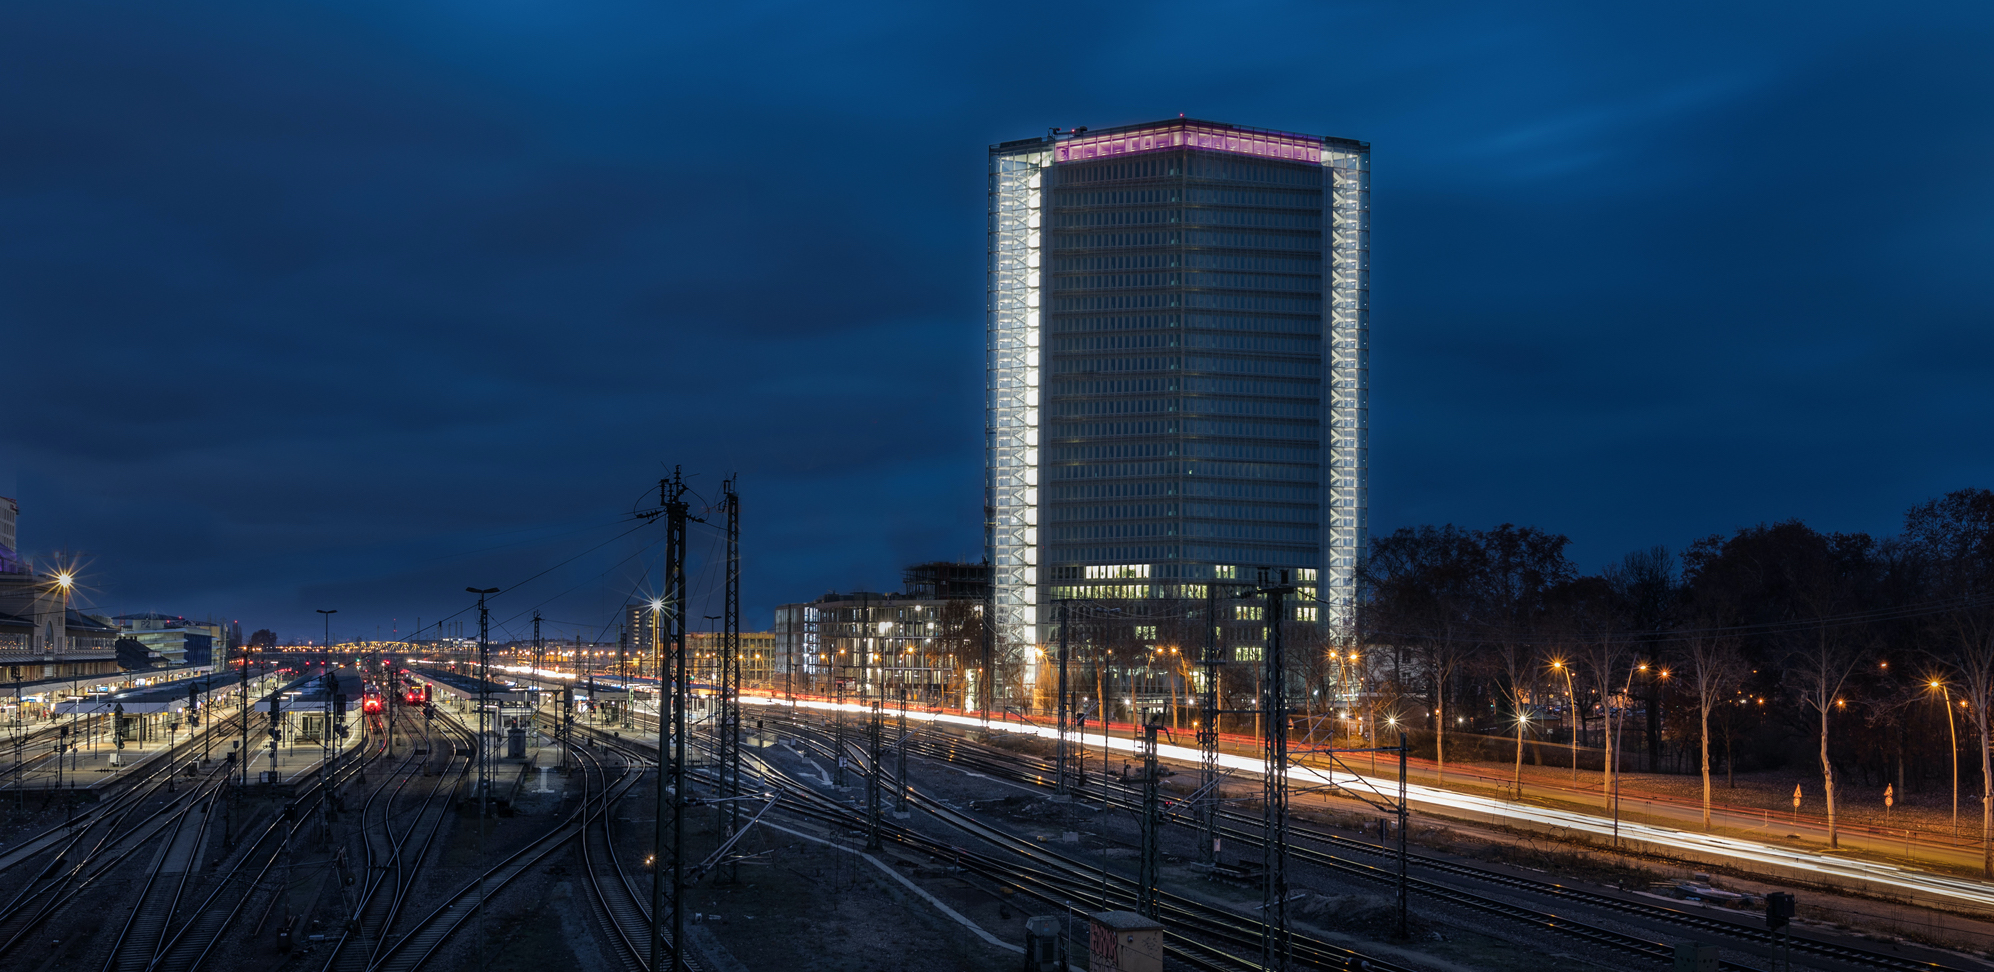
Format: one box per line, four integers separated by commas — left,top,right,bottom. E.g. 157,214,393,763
0,700,267,880
322,709,470,972
760,721,1408,972
139,704,397,972
0,755,237,962
571,741,710,972
102,780,220,972
561,702,1979,971
364,718,649,972
865,715,1974,972
577,718,1310,972
0,668,396,972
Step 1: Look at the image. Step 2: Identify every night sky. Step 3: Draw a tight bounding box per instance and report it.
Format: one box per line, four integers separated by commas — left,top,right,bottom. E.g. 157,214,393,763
5,2,1991,643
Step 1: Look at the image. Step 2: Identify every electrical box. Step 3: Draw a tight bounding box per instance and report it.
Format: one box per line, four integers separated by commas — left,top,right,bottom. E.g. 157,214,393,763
1023,915,1062,972
1673,943,1718,972
1088,911,1162,972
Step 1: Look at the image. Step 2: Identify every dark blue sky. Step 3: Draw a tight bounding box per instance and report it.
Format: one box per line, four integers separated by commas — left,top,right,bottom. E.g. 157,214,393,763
5,2,1991,643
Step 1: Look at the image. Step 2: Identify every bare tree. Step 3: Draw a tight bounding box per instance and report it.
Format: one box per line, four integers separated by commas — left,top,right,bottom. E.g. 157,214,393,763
1422,625,1470,779
1791,622,1865,848
1782,532,1879,850
1481,525,1575,796
1362,525,1485,781
931,599,984,710
1903,488,1994,874
1585,637,1632,809
1549,575,1629,811
1675,543,1752,829
1675,629,1748,829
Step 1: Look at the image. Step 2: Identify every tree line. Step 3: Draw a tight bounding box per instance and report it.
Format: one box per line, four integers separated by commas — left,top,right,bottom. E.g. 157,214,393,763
1358,487,1994,870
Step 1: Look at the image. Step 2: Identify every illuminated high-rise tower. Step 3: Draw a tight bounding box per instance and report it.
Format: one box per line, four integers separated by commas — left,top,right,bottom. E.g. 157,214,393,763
985,119,1369,667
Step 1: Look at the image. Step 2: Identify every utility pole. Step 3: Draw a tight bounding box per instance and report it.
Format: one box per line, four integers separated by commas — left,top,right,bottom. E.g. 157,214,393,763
894,686,909,813
1200,583,1223,864
1398,730,1410,940
467,587,499,819
1056,599,1071,798
621,625,633,730
239,647,250,790
560,683,572,773
833,678,847,786
14,670,24,806
1255,570,1296,972
643,469,692,972
782,601,795,705
866,698,883,851
267,686,282,785
466,586,499,972
321,672,334,827
720,477,742,881
191,681,205,763
1139,710,1164,918
315,610,336,821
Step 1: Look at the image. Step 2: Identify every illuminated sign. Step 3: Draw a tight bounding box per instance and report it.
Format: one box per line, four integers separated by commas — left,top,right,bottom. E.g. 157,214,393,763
1053,122,1323,165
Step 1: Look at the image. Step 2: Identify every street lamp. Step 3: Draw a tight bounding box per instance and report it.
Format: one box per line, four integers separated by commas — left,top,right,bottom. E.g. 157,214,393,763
1611,664,1645,848
1933,679,1961,836
317,609,337,659
1550,659,1579,781
50,571,74,660
1511,709,1533,797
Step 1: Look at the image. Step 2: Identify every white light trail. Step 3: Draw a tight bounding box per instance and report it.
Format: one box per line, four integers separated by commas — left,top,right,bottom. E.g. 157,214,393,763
742,695,1994,910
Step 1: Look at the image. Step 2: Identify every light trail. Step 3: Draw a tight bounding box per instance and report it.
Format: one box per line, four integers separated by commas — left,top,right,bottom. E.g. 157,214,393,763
744,695,1994,912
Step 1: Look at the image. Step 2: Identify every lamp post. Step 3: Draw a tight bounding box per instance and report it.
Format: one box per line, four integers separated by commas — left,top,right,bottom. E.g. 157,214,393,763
1934,680,1961,837
1613,664,1644,848
1511,709,1531,798
54,571,73,633
49,572,73,695
1551,660,1578,782
10,669,20,807
316,610,337,802
316,609,337,662
651,599,665,728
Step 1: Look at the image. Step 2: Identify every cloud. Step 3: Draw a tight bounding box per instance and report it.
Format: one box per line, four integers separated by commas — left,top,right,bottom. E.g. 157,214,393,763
2,0,1992,634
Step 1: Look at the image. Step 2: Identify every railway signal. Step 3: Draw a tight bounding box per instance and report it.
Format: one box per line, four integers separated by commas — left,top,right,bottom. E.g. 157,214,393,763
1766,891,1796,971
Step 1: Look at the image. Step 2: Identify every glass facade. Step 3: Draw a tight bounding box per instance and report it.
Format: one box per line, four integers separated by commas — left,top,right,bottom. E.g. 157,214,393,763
988,119,1368,665
986,141,1051,658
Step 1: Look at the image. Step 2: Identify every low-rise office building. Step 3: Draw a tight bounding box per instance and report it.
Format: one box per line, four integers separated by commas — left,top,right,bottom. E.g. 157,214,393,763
686,630,778,687
774,591,985,705
113,613,222,667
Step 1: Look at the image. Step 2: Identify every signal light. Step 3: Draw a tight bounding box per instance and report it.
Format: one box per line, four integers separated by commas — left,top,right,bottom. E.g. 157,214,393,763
1766,892,1795,931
